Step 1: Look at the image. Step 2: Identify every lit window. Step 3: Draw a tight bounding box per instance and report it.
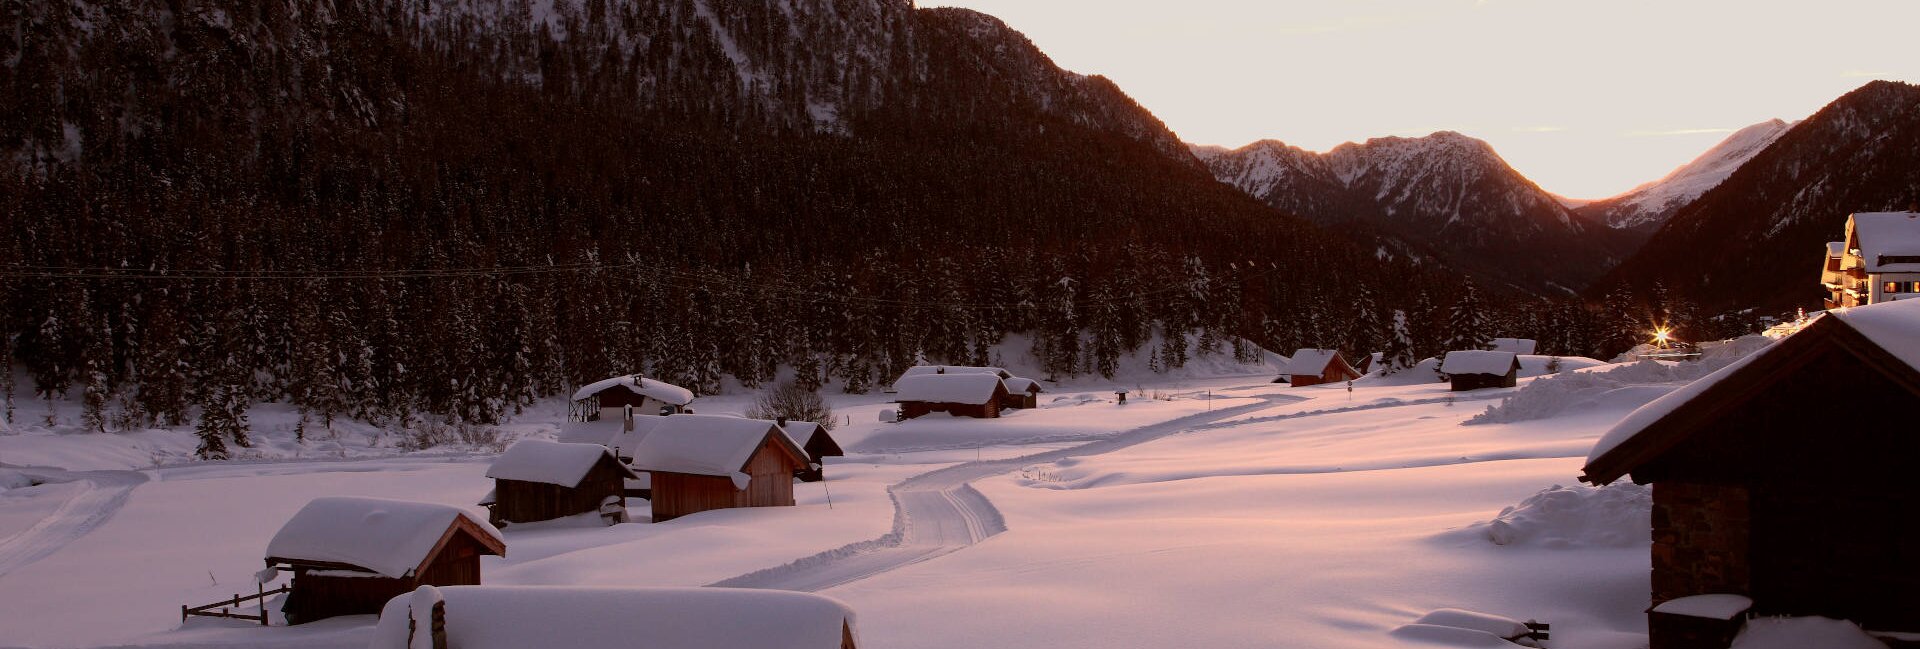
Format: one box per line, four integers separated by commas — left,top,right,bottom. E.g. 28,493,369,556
1887,282,1902,294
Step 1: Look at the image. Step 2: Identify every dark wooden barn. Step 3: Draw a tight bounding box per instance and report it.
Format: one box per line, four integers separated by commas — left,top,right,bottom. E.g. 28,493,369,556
999,377,1043,410
1284,349,1362,387
1439,350,1520,391
264,497,505,625
482,440,638,526
778,419,846,482
893,373,1009,419
627,415,811,522
1582,299,1920,649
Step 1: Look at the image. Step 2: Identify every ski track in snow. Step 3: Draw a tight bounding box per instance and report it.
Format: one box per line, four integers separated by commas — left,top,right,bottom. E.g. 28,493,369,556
712,395,1302,592
0,470,151,580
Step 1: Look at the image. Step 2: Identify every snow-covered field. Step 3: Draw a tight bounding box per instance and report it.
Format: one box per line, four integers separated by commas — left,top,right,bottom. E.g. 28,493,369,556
0,350,1761,648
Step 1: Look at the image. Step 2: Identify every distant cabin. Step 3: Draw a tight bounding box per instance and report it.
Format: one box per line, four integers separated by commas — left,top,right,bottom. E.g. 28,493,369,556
264,497,505,625
1825,211,1920,309
1582,299,1920,646
1488,338,1538,355
627,415,810,522
893,373,1009,419
1283,349,1362,387
372,585,861,649
778,419,845,483
482,440,638,527
999,377,1043,410
1439,350,1520,391
569,374,695,422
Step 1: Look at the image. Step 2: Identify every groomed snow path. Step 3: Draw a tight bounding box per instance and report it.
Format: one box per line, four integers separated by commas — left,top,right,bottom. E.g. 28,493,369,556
712,397,1291,592
0,470,151,579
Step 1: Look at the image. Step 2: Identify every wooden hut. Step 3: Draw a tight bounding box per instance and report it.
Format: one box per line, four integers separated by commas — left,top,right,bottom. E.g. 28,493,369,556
372,585,862,649
893,373,1009,419
482,440,638,526
627,415,810,522
264,497,505,625
1283,349,1363,387
999,377,1043,410
569,374,695,422
1581,300,1920,648
896,365,1013,380
778,419,846,483
1439,350,1520,391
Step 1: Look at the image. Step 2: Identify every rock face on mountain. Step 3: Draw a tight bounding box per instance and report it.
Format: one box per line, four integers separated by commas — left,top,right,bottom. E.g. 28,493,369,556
1196,132,1626,295
1575,119,1795,233
1593,80,1920,315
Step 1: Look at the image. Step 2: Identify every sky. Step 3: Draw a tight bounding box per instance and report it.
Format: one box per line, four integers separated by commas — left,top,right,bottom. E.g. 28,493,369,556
920,0,1920,199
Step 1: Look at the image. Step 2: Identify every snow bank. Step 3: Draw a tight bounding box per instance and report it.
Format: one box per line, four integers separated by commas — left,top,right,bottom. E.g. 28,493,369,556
1458,483,1650,548
1469,339,1771,428
368,586,858,649
1587,336,1780,465
265,496,502,578
1730,616,1888,649
1464,372,1671,426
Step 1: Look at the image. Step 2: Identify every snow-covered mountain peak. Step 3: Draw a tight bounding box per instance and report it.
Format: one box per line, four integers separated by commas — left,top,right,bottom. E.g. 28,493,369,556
1574,119,1795,231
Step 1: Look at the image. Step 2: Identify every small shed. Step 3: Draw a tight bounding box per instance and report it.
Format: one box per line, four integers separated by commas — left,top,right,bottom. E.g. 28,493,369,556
778,419,846,483
570,375,695,422
893,373,1009,419
999,377,1043,410
1284,349,1362,387
1439,350,1520,391
371,586,861,649
1489,338,1539,355
1581,299,1920,646
264,497,505,625
483,440,638,526
627,415,810,522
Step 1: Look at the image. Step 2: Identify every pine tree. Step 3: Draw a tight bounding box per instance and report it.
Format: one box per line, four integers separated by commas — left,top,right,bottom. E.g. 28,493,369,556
193,389,231,461
1351,286,1385,355
78,296,110,433
1444,281,1492,352
1382,310,1416,375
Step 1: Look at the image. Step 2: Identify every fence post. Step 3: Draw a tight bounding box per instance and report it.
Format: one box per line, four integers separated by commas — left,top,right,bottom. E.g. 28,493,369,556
258,582,268,626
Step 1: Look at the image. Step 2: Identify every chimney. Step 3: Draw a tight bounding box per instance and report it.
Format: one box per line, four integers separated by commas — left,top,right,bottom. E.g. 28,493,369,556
777,416,788,427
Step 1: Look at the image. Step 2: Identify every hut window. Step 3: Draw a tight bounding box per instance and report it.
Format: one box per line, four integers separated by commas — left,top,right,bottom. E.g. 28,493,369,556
1887,282,1904,294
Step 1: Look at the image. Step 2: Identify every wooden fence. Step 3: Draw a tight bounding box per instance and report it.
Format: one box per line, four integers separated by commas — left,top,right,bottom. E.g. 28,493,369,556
182,582,292,626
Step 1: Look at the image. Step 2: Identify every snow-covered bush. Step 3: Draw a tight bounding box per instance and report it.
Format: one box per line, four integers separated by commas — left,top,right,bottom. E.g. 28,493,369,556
1464,483,1651,548
744,380,836,431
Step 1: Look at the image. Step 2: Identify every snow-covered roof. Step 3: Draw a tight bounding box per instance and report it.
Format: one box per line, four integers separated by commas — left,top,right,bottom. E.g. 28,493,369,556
1284,349,1343,376
1827,241,1846,258
893,373,1005,405
897,365,1011,380
782,420,823,446
1849,212,1920,273
1488,338,1537,355
486,440,635,488
627,415,800,480
370,586,858,649
265,497,503,579
1585,299,1920,481
571,375,695,405
1440,350,1519,376
556,419,621,446
1001,377,1042,394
